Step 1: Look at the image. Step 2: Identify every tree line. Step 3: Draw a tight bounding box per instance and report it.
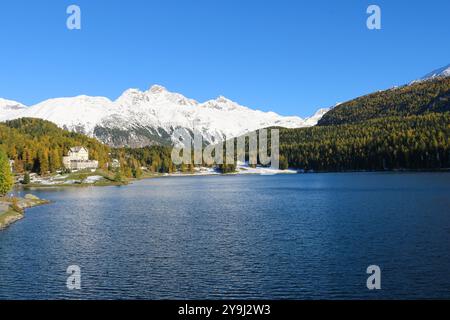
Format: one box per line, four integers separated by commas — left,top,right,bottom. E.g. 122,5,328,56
280,112,450,171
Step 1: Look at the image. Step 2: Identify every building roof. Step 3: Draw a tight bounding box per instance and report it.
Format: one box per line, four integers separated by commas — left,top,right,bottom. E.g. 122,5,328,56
69,146,87,153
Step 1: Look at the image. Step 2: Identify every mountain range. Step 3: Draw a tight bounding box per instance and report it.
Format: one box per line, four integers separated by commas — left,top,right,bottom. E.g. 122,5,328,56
0,86,327,147
1,64,448,148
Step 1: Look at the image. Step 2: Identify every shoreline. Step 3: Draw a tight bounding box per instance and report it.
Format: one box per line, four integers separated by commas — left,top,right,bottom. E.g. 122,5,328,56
0,195,50,230
13,167,450,190
18,180,127,190
0,210,24,230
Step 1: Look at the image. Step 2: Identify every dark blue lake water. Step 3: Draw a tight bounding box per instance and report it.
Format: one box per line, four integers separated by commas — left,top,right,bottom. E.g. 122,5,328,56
1,173,450,299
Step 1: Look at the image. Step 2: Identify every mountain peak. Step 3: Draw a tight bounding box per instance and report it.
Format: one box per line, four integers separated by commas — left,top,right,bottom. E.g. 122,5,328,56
200,96,243,111
149,85,167,94
116,88,144,103
216,95,230,102
120,88,142,96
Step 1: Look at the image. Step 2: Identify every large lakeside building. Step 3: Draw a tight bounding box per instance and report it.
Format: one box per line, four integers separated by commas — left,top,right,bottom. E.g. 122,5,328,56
63,147,99,170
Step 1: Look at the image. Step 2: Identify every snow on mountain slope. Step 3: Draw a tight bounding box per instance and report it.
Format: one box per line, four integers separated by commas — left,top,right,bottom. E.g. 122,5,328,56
412,64,450,83
304,108,331,126
0,98,27,120
0,85,327,147
20,96,116,135
420,64,450,80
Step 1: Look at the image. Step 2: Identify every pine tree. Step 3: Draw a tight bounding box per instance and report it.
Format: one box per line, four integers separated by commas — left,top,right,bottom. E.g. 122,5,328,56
114,169,123,182
279,155,289,170
23,172,31,185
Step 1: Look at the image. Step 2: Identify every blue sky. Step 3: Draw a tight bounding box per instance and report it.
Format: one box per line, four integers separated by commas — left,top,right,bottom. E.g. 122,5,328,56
0,0,449,117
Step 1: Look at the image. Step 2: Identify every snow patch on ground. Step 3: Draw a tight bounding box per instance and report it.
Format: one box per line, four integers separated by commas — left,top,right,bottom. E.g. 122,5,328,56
235,164,297,175
165,164,298,177
83,175,104,184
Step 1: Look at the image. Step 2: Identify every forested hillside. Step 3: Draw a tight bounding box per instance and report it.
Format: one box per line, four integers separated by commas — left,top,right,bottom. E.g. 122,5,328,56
273,76,450,171
0,118,183,177
111,146,177,177
318,77,450,126
279,113,450,171
0,118,110,174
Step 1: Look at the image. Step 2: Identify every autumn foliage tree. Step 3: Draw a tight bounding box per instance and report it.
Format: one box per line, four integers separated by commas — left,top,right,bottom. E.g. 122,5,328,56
0,149,13,196
0,118,110,175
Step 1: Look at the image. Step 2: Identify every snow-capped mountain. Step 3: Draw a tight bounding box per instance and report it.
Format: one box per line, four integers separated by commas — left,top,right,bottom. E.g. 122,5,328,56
0,85,328,147
412,64,450,83
0,98,26,119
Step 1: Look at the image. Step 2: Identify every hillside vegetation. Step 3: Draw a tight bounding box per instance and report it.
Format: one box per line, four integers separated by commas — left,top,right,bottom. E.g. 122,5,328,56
318,78,450,126
279,113,450,171
0,118,110,174
278,78,450,171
